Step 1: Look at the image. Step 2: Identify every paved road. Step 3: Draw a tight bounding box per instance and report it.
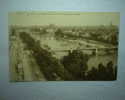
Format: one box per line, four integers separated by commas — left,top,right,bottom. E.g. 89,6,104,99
10,32,46,81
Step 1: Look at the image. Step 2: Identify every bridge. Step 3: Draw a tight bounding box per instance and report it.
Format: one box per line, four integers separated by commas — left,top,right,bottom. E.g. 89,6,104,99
51,47,117,56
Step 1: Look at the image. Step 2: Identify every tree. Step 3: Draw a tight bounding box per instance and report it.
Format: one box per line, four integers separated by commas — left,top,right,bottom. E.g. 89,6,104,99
106,61,115,80
97,63,107,80
87,67,98,80
55,28,63,38
62,50,89,80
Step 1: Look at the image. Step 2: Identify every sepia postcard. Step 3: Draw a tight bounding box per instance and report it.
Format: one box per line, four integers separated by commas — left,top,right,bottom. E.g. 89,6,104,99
9,12,120,81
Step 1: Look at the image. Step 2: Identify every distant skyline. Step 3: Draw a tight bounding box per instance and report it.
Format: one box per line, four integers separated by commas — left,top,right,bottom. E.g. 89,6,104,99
9,12,120,26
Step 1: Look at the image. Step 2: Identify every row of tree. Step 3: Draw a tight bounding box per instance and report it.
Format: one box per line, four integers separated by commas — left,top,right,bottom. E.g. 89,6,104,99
86,61,116,80
61,50,116,80
20,32,65,80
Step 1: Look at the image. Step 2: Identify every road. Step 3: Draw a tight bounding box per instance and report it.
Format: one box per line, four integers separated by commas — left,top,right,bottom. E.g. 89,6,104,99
10,32,46,81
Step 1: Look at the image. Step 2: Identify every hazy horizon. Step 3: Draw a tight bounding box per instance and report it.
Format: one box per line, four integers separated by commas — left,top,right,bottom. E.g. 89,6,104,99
9,12,120,26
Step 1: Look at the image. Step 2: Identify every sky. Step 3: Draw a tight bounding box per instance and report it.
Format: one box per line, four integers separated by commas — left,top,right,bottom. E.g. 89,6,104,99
9,12,120,26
